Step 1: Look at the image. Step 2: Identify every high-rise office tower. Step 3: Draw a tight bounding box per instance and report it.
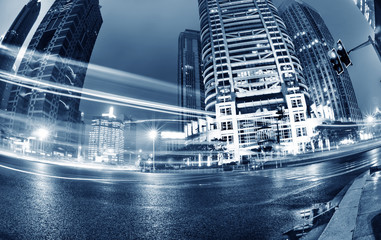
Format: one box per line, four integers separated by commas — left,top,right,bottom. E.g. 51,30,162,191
88,107,125,163
178,30,205,128
375,0,381,57
0,0,41,109
280,0,363,122
198,0,311,162
354,0,376,30
7,0,103,155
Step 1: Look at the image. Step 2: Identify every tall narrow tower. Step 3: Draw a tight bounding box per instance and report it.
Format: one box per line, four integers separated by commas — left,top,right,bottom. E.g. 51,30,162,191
279,0,362,122
177,29,205,129
198,0,311,162
0,0,41,108
7,0,103,155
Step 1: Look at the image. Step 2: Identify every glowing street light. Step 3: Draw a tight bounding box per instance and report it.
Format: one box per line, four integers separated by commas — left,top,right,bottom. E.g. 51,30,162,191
366,116,375,124
33,128,49,140
148,130,158,171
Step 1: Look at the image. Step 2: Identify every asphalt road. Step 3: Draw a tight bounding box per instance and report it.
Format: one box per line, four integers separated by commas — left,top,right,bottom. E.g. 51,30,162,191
0,148,380,240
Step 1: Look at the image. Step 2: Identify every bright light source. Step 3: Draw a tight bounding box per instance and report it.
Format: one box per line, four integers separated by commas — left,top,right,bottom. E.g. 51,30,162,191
33,128,49,140
148,130,158,140
367,116,375,123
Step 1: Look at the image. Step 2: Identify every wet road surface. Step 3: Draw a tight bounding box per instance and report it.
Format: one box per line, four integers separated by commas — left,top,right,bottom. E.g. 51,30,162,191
0,148,380,239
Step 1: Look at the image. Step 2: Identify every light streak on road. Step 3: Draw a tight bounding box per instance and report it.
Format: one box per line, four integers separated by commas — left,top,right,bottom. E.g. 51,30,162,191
0,163,139,182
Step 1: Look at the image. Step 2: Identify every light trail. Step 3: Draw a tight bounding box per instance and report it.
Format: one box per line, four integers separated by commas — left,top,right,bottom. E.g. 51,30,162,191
0,163,139,182
2,44,186,95
0,72,213,117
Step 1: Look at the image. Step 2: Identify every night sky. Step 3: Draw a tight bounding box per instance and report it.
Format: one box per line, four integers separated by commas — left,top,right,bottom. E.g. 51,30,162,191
0,0,380,121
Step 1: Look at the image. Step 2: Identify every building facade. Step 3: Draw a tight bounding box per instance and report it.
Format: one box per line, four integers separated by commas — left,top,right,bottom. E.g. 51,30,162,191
279,0,363,122
354,0,376,30
123,116,137,165
88,108,125,163
198,0,312,163
375,0,381,57
6,0,103,155
0,0,41,109
178,29,205,127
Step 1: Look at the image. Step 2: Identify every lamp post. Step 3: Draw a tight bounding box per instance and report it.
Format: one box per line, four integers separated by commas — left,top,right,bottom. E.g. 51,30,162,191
276,105,285,167
149,130,158,171
33,128,49,154
366,115,375,139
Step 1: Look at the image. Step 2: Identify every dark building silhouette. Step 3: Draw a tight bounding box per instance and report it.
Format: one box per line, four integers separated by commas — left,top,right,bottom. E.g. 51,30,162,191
7,0,103,156
177,29,204,130
0,0,41,109
375,0,381,57
280,0,362,122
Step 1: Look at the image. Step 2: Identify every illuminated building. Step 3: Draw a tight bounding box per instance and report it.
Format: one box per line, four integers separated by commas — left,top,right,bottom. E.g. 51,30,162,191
123,116,137,165
6,0,103,155
178,29,205,128
0,0,41,109
279,0,362,122
198,0,312,163
354,0,376,30
88,107,125,163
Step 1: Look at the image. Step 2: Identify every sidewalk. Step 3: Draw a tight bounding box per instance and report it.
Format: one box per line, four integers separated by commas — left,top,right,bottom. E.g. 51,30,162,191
318,170,381,240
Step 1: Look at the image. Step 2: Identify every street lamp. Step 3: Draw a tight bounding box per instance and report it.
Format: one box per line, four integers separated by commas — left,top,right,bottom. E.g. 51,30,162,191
32,128,49,154
148,130,158,171
33,128,49,141
366,116,375,124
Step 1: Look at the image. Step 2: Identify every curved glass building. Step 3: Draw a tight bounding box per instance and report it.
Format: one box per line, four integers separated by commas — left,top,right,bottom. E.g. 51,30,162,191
198,0,311,162
279,0,363,122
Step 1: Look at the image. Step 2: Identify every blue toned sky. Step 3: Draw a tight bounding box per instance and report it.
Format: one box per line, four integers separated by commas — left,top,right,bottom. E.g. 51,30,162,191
0,0,380,120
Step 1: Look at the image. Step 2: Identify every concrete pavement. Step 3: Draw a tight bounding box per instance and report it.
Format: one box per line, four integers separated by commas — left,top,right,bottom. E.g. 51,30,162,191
318,170,381,240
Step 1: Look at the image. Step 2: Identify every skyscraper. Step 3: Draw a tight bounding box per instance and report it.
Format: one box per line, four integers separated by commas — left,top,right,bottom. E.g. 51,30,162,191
88,107,125,163
375,0,381,57
198,0,311,162
177,29,205,128
279,0,363,122
0,0,41,109
6,0,103,155
354,0,376,30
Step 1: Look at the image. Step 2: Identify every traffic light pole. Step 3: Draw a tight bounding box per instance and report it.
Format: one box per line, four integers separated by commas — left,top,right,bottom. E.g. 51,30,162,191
348,35,381,63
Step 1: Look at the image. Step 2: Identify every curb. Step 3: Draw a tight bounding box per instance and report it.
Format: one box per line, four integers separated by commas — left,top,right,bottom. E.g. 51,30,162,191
318,172,368,240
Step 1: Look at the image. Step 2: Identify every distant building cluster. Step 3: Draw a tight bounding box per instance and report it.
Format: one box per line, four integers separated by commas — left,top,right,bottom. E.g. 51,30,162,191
88,107,125,163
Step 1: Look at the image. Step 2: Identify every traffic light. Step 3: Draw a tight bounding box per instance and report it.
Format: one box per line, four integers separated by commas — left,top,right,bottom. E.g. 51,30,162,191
276,105,285,120
328,49,344,75
336,40,352,67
